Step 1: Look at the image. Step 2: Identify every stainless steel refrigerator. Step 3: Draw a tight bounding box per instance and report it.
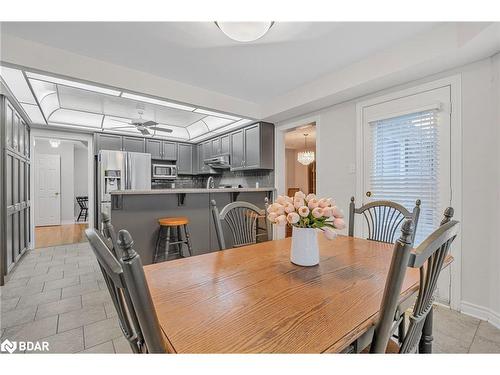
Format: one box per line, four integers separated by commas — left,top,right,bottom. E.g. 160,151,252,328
97,150,151,228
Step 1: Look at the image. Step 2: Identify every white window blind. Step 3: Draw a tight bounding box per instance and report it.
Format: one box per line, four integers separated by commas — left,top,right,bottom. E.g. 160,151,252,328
368,109,440,244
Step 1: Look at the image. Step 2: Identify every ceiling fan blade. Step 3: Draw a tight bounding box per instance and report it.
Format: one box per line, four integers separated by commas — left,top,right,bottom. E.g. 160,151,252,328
141,120,158,127
139,128,151,136
110,118,131,125
149,126,173,133
108,126,135,130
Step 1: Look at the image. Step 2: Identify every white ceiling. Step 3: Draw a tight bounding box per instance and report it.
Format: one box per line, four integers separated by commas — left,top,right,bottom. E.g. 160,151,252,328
1,22,440,104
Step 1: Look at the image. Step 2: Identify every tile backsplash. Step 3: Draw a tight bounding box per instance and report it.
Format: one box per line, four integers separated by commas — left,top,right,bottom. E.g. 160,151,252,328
151,170,274,189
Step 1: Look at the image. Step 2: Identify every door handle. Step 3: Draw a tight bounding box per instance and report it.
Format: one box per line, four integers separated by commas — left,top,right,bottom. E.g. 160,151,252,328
366,191,372,197
54,192,60,196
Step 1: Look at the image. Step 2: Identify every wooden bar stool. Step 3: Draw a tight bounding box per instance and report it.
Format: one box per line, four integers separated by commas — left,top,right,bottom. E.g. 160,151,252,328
153,217,193,263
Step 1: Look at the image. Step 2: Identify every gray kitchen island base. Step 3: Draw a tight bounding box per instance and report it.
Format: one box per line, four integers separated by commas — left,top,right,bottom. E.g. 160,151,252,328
110,189,274,265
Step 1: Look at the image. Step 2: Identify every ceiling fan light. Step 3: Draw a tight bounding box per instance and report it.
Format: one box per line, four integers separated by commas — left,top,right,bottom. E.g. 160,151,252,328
215,22,274,42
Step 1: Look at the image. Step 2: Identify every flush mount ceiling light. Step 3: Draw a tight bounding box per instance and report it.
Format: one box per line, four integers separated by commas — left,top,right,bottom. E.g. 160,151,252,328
215,22,274,42
297,133,315,166
49,139,61,148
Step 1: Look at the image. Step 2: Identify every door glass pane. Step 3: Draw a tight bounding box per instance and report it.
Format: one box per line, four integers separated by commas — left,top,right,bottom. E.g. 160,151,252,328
6,105,13,148
6,156,13,206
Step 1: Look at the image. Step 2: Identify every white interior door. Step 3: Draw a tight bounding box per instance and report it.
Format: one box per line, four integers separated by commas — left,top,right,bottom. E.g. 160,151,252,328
35,154,61,226
361,86,452,304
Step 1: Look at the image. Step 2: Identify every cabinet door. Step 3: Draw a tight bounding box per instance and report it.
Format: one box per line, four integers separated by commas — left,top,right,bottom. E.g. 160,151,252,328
6,102,13,149
244,124,260,169
122,136,145,153
220,135,230,154
197,144,204,173
18,120,25,156
177,144,193,174
211,138,221,156
97,134,122,152
230,130,244,170
24,125,30,157
162,142,178,160
13,113,20,152
146,139,162,159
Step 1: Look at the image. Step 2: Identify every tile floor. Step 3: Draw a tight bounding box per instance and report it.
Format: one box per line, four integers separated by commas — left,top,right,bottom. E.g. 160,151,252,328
1,241,500,354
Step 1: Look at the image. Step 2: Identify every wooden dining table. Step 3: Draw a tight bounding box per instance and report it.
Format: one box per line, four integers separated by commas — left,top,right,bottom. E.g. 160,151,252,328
143,235,424,353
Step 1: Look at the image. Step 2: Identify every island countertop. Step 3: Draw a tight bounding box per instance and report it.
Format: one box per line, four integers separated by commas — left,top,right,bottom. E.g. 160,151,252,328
110,187,275,195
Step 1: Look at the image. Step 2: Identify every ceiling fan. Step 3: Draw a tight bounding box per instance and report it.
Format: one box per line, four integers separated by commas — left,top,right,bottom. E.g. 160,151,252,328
109,109,173,136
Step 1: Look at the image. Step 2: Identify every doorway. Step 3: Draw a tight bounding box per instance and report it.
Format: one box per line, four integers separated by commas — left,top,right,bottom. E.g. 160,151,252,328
32,136,90,248
284,123,317,236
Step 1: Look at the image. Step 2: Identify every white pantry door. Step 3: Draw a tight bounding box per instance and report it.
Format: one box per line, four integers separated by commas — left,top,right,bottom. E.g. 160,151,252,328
362,86,452,304
35,154,61,226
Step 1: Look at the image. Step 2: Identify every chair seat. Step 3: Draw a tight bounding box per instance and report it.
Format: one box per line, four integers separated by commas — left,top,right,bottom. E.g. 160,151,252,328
158,217,189,226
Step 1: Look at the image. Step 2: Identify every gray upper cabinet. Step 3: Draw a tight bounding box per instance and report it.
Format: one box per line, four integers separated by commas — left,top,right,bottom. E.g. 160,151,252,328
122,136,145,153
177,144,193,174
211,138,220,156
162,142,178,160
145,139,162,159
230,122,274,171
95,133,122,153
220,134,230,154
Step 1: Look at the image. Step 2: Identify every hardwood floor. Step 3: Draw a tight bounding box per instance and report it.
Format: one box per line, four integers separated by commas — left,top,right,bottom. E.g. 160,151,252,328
35,223,88,249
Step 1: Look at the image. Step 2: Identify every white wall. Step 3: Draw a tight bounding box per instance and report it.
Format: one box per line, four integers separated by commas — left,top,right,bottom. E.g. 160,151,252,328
73,144,88,218
34,139,75,224
277,55,500,327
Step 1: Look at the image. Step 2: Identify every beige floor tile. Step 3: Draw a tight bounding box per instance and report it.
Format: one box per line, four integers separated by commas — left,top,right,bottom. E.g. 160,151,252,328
44,276,80,291
113,336,133,353
81,289,112,307
433,305,480,345
39,327,85,354
16,289,61,309
35,296,82,320
81,340,115,353
0,305,37,329
57,305,106,333
1,296,20,312
27,271,64,285
2,315,58,341
104,300,118,318
1,281,44,299
474,321,500,344
61,280,100,299
469,336,500,353
83,317,122,348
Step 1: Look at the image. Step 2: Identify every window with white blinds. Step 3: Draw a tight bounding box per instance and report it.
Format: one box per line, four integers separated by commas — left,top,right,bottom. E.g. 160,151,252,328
368,110,440,244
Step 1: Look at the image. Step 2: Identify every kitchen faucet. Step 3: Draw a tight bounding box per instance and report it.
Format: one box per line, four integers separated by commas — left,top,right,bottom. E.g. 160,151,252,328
206,176,215,189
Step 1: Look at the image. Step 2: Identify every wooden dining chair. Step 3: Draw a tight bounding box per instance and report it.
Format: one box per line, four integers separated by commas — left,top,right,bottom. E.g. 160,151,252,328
348,197,421,245
368,208,459,353
85,228,168,353
211,199,272,250
101,212,120,257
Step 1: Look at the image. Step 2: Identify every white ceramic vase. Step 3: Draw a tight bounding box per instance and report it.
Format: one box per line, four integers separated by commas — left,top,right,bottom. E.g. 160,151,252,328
290,226,320,266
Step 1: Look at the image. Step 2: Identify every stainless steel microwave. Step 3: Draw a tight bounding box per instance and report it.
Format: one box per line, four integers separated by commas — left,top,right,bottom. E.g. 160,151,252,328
152,163,177,179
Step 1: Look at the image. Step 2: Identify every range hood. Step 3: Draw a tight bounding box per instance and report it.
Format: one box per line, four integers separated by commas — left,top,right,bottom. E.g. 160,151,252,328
204,155,230,169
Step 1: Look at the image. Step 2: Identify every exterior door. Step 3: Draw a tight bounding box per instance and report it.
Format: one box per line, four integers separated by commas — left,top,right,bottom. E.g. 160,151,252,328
35,154,61,226
362,86,452,304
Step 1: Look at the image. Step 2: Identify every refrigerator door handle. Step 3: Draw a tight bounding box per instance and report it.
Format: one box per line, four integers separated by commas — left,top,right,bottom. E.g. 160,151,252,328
125,153,131,189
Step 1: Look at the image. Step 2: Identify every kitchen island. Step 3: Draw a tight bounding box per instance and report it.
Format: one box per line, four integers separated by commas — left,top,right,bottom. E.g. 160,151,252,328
110,188,274,264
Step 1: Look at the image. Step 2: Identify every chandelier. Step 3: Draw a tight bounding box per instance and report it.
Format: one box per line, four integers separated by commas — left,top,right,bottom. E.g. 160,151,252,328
297,134,315,166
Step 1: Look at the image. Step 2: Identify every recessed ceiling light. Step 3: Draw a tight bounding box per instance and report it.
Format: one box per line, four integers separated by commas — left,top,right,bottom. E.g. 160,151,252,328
215,22,274,42
26,72,121,96
194,108,241,121
121,92,196,111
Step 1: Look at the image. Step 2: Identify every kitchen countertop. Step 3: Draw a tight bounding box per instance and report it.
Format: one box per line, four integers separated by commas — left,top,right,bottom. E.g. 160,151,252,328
110,187,275,195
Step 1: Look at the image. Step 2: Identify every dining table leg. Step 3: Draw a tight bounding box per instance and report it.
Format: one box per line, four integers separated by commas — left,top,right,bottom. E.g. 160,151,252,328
419,307,434,353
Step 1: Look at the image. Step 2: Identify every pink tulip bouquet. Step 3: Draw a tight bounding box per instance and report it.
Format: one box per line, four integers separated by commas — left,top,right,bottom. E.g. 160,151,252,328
267,191,346,240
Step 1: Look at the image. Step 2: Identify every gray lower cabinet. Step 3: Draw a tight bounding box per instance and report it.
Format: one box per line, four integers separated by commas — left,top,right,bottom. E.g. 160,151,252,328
1,95,31,285
230,122,274,171
177,144,193,174
122,136,145,153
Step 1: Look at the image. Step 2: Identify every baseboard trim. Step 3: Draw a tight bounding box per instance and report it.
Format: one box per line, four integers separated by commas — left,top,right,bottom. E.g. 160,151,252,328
461,301,500,329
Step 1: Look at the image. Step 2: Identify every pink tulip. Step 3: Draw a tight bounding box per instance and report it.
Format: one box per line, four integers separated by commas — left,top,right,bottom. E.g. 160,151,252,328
298,206,310,217
275,215,287,226
267,203,280,213
333,218,346,230
284,203,295,214
294,199,304,209
308,198,319,210
294,191,306,200
325,198,334,207
305,193,316,202
276,195,287,205
285,196,294,204
332,206,344,218
312,207,323,218
287,212,300,224
323,227,338,240
267,212,278,223
322,207,333,217
318,198,329,208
